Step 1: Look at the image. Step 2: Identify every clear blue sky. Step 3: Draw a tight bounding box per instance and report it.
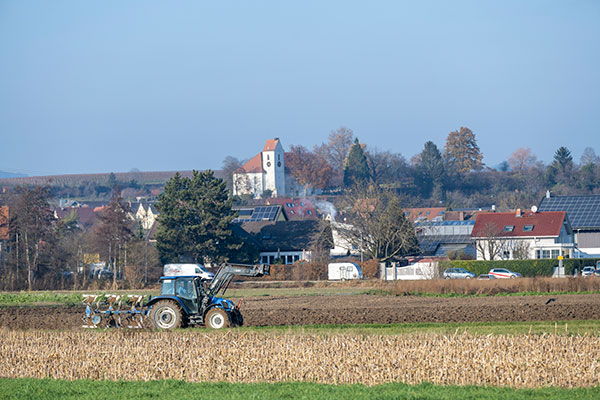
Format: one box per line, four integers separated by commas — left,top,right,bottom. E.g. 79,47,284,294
1,1,598,176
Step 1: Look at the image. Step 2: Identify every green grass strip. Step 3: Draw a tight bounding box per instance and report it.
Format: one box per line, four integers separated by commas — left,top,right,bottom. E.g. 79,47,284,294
1,379,599,400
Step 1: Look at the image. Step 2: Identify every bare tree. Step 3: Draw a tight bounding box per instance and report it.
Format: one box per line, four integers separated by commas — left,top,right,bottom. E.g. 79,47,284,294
508,147,537,173
285,145,333,195
92,193,133,288
337,186,419,262
474,222,506,260
8,186,55,290
222,156,245,193
314,127,354,187
511,240,530,260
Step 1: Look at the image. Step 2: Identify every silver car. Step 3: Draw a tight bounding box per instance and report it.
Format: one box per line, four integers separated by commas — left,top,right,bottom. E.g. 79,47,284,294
443,268,476,279
489,268,521,279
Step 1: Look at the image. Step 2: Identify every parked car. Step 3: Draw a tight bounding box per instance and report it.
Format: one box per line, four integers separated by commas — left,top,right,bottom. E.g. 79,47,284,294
477,274,496,280
443,268,476,279
488,268,521,279
582,266,596,277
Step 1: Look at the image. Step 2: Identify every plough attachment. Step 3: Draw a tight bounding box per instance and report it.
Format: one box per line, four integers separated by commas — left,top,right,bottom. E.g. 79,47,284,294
82,294,148,328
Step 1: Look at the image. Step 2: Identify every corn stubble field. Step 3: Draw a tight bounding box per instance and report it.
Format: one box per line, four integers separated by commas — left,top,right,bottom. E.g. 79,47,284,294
1,328,599,388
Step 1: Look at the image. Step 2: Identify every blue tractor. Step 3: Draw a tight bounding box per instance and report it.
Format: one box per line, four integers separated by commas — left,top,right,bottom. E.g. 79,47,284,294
146,263,269,329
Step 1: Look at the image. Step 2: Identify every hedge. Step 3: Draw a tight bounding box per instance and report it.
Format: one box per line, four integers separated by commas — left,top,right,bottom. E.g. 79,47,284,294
441,258,600,277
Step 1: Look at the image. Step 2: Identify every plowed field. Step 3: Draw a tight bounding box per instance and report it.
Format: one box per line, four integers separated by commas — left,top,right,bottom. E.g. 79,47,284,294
1,294,599,330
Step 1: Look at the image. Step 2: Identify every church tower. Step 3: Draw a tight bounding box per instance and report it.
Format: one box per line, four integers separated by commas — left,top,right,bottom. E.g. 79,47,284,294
262,138,286,197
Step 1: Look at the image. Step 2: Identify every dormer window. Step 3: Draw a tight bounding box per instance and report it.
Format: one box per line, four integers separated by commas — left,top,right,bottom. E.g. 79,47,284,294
504,225,514,232
523,225,534,232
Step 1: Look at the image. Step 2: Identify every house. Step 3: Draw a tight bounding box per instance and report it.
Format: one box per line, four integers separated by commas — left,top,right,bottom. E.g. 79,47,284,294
128,202,159,231
416,220,476,258
538,192,600,257
232,138,308,198
471,209,575,260
238,220,326,265
54,206,98,230
265,198,318,220
232,205,287,223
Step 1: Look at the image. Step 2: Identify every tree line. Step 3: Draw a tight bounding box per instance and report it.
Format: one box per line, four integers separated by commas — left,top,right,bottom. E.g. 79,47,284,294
224,126,599,210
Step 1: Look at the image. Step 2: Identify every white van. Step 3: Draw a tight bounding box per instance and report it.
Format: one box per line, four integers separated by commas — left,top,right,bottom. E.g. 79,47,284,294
328,262,363,280
163,263,215,280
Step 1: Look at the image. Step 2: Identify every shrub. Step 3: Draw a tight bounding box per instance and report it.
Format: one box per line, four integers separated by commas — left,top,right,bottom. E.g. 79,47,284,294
441,258,600,277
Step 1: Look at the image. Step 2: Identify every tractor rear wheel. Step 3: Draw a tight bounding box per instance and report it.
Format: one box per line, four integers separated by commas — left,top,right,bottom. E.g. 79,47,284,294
150,300,182,330
205,308,230,329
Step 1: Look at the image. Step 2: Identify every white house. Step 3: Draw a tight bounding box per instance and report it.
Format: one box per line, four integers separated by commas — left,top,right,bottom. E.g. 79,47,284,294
129,203,159,231
233,139,286,198
233,138,312,198
471,209,575,260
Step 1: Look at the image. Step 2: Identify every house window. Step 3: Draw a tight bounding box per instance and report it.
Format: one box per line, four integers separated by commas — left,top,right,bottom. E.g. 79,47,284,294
307,210,312,215
503,251,510,259
523,225,534,232
504,225,514,232
542,250,550,259
535,250,541,259
551,249,560,259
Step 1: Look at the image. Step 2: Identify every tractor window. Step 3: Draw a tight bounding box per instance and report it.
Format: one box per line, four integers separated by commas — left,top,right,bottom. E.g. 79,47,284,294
176,280,195,299
161,279,175,295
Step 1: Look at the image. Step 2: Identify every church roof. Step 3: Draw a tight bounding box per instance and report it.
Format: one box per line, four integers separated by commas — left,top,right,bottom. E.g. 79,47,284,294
238,153,264,174
263,138,280,152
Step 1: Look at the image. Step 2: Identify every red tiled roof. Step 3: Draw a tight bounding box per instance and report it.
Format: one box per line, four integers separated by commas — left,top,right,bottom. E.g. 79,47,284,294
0,206,8,240
263,139,280,152
54,207,99,228
405,207,446,222
238,153,264,174
266,198,318,220
471,211,568,238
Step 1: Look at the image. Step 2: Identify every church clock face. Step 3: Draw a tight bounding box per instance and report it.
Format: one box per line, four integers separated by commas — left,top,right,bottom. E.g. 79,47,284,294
277,161,281,167
266,161,271,167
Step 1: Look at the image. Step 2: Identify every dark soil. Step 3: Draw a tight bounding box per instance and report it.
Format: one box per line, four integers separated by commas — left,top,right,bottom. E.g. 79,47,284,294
1,294,598,330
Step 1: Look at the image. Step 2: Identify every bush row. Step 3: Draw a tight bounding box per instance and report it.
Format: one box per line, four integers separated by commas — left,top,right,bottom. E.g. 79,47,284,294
441,258,600,277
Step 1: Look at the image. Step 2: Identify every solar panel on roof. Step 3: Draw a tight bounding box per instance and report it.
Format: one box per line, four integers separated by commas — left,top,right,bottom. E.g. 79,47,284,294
538,195,600,229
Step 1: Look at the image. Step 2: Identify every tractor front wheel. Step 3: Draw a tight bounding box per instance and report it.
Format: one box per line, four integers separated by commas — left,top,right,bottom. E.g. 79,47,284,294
205,308,231,329
150,300,182,330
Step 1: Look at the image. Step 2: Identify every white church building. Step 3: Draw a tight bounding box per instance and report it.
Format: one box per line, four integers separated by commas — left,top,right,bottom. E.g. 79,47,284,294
233,138,307,198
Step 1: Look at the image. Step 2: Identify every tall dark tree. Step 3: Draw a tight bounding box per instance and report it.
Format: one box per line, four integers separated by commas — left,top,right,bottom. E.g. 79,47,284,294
155,171,240,264
343,138,371,187
553,146,574,172
415,141,445,199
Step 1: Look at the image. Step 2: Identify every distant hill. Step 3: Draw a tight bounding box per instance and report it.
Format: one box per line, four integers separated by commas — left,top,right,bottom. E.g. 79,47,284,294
0,170,226,187
0,171,27,179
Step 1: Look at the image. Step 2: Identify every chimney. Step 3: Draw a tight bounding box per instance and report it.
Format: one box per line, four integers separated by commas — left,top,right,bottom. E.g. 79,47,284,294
546,190,551,199
516,208,522,217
